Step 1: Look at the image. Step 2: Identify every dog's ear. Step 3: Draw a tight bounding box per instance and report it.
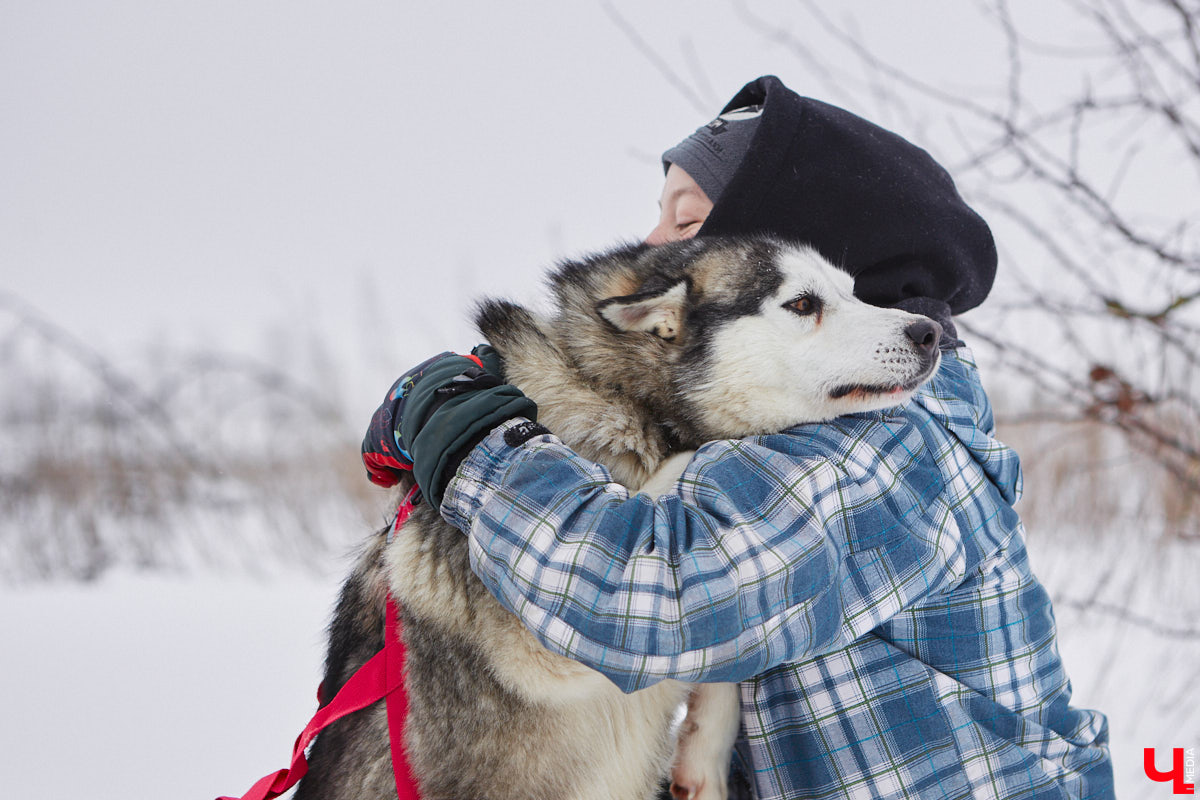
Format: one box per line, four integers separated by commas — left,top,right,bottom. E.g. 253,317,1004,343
595,280,688,341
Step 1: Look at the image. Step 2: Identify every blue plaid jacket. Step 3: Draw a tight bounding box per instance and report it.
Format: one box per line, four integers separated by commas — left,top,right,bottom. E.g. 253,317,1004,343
442,347,1113,800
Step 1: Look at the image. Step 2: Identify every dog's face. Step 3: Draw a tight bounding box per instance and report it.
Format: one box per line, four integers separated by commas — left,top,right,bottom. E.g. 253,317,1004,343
596,240,942,439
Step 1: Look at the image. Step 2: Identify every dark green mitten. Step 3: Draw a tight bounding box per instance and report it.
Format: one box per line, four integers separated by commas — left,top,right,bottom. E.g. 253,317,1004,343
399,349,535,506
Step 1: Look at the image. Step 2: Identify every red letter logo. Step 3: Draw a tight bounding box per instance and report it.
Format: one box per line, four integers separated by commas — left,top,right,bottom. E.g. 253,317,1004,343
1145,748,1196,795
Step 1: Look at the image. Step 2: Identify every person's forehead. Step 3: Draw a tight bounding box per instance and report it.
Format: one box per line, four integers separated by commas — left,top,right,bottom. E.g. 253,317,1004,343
660,184,702,207
659,166,708,208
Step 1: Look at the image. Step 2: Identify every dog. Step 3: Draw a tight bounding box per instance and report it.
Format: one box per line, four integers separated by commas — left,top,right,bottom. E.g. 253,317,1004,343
293,235,942,800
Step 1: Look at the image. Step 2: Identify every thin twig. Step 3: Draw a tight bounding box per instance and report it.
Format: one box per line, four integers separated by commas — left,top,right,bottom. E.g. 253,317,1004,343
599,0,711,116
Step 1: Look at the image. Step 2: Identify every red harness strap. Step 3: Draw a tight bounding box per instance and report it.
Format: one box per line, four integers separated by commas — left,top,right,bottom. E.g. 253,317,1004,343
219,496,421,800
382,594,419,799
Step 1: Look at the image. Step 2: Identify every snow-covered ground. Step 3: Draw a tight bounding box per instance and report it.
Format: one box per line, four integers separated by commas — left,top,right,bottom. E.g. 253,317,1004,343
1030,529,1200,799
1,533,1196,800
0,570,343,800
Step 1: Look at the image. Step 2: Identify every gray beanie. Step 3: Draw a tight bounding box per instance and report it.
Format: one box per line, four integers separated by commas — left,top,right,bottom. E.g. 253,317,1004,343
662,104,764,205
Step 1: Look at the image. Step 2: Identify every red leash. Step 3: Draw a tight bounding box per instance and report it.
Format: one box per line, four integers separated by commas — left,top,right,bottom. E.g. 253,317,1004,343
219,495,421,800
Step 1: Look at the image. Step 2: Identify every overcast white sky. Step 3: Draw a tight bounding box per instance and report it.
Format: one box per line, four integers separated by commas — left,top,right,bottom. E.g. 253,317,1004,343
1,1,1125,414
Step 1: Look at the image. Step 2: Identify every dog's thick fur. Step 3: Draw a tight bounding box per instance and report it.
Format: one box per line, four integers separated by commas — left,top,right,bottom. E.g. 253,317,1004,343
294,236,942,800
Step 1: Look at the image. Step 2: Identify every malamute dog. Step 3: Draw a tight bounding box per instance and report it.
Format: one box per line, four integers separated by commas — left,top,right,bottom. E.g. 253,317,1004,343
294,236,943,800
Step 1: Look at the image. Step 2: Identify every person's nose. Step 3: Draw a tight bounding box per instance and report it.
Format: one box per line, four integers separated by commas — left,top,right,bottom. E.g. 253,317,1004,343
644,224,669,246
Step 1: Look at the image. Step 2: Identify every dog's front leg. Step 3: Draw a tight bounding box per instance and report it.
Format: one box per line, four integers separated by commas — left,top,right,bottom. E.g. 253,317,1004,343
670,682,741,800
638,451,741,800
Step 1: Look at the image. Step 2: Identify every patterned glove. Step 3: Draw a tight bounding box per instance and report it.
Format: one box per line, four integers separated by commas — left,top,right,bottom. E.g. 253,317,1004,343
361,345,535,506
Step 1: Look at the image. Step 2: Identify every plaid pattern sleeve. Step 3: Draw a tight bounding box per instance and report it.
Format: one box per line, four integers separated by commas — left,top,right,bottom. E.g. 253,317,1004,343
442,348,1113,800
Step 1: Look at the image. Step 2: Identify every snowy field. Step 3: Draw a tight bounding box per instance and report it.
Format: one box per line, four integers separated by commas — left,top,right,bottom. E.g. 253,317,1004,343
1,532,1196,800
0,570,342,800
1030,530,1200,799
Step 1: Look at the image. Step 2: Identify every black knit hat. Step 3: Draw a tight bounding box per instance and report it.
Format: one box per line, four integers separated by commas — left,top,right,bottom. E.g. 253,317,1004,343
696,76,997,337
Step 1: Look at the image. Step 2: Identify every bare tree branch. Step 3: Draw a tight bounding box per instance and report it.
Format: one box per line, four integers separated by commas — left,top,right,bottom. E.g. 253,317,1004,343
599,0,711,116
0,290,212,473
1054,593,1200,639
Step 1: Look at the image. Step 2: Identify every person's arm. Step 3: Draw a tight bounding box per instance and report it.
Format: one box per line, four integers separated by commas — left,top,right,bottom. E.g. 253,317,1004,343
442,412,970,693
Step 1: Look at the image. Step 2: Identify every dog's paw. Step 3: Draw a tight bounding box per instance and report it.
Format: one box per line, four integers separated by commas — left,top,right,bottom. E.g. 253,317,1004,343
669,778,698,800
669,767,726,800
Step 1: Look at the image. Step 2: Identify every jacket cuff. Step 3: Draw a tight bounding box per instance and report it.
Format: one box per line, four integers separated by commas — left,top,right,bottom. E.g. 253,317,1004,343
439,417,555,531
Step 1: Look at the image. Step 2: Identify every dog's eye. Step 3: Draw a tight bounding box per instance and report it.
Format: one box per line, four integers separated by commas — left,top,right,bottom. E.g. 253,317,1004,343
785,294,821,317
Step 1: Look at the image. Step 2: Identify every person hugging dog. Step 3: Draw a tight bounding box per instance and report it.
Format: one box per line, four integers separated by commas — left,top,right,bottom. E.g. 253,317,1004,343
362,76,1114,800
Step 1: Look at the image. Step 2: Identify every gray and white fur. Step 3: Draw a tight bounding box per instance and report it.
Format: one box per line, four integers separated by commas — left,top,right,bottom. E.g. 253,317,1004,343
294,236,943,800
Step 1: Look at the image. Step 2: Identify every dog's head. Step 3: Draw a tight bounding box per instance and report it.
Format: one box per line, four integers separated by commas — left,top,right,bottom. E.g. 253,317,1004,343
574,237,942,442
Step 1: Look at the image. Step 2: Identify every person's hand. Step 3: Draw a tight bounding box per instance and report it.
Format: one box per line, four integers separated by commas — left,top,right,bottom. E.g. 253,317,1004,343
361,345,535,506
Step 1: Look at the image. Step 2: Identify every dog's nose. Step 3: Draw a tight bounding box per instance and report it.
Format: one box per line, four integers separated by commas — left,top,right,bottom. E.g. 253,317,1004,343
904,319,942,356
